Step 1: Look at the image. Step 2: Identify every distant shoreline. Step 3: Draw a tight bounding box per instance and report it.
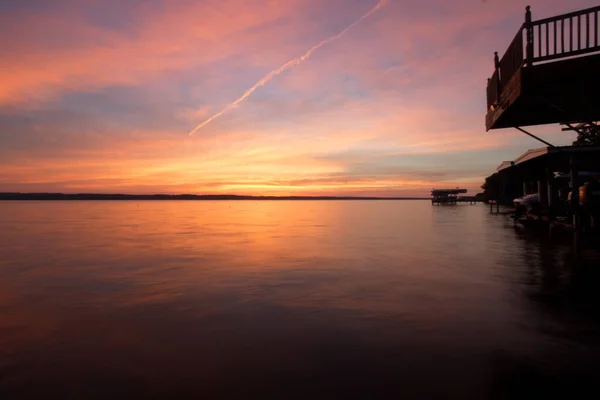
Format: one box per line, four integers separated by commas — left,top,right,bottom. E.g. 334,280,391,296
0,193,429,201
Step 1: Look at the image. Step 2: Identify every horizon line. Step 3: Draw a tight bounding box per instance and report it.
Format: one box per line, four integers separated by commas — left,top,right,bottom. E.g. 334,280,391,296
0,192,431,200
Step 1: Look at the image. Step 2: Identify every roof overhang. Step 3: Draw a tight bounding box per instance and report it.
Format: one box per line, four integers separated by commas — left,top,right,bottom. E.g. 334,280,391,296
495,145,600,176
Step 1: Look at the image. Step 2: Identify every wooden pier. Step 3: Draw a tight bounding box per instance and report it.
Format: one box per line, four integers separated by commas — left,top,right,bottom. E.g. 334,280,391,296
431,189,478,205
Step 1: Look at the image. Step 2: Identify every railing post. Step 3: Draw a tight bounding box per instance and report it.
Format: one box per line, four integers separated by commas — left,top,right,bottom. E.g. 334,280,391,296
525,5,533,66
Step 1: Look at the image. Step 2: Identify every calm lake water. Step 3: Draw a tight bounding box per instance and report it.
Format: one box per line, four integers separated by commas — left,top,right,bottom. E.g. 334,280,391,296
1,200,599,399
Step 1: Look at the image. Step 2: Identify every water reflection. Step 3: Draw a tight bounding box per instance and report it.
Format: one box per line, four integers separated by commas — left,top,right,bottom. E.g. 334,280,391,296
0,201,598,398
489,224,600,398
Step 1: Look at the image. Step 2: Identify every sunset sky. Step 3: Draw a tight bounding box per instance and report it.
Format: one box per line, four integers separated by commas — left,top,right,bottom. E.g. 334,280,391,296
1,0,596,196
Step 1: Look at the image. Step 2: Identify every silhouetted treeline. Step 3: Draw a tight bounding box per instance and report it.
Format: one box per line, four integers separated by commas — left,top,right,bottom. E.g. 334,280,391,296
481,174,522,205
0,193,429,201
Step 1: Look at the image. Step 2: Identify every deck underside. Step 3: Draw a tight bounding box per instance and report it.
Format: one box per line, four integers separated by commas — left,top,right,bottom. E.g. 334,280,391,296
486,54,600,130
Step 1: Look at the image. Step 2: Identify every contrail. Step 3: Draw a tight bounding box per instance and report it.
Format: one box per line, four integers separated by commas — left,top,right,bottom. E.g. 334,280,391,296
188,0,388,136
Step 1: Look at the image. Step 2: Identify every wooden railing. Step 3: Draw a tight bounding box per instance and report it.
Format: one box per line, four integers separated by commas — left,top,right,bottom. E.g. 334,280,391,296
486,5,600,109
530,5,600,63
499,30,524,87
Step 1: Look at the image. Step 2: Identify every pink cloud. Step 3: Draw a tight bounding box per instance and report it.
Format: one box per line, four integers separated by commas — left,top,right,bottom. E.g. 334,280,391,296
0,0,308,104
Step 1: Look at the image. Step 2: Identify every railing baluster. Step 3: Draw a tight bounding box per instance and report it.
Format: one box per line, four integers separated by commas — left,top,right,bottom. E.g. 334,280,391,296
578,14,581,50
538,25,542,57
570,17,573,51
554,21,557,54
594,11,600,46
561,19,565,53
545,23,549,55
586,12,590,49
525,6,533,65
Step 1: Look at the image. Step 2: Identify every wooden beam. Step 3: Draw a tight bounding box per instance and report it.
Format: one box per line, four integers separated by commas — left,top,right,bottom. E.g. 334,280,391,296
515,127,556,147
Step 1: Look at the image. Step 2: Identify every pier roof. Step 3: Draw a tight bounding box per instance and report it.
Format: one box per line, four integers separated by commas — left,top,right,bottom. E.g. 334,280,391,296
431,188,468,196
496,161,515,172
494,145,600,178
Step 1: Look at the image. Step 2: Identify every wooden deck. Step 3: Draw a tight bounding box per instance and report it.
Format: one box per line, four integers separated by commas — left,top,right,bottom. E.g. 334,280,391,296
486,5,600,131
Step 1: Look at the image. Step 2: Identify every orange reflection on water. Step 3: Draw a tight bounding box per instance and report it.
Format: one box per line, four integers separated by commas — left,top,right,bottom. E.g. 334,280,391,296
3,200,597,398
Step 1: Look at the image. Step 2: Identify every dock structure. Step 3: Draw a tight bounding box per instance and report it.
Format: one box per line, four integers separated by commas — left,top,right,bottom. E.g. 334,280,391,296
431,189,470,205
482,5,600,238
484,146,600,223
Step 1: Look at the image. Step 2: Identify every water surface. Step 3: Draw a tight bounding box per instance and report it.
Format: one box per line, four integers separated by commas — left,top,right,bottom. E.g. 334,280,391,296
1,201,599,398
